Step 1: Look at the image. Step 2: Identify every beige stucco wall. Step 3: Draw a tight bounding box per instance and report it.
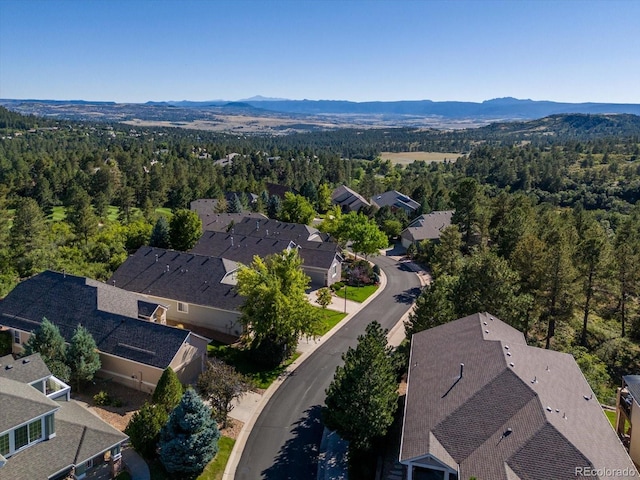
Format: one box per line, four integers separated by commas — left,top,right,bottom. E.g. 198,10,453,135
140,294,243,336
630,399,640,465
99,352,163,394
170,335,208,386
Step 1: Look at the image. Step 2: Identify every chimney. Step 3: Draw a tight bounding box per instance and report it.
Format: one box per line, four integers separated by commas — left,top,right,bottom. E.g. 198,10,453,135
459,363,464,378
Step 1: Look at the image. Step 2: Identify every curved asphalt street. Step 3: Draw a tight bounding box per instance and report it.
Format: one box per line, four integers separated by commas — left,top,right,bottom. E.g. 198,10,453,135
235,254,422,480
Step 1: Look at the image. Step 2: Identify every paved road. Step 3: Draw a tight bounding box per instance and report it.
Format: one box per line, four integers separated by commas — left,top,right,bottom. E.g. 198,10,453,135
236,255,422,480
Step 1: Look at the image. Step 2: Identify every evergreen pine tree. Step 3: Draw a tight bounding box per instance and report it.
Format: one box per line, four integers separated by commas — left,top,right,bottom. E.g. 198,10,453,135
323,321,397,451
125,402,168,459
23,318,70,382
152,367,183,413
228,193,244,213
149,216,171,249
67,324,101,390
158,388,220,475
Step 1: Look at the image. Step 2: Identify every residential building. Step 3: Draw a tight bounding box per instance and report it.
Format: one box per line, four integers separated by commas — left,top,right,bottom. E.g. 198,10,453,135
331,185,370,212
191,231,343,287
616,376,640,466
400,210,454,249
371,190,420,215
0,270,209,392
0,353,128,479
401,312,636,480
205,216,329,243
109,247,244,337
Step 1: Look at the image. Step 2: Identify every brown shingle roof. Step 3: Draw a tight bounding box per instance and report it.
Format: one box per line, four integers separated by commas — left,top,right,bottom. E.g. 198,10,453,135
401,312,637,480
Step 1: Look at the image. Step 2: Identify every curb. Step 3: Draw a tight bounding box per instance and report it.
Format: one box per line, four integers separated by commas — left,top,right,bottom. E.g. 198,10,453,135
223,267,388,479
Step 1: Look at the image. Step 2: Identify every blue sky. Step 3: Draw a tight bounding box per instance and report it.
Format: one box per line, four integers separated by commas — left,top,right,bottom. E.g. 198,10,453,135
1,0,639,103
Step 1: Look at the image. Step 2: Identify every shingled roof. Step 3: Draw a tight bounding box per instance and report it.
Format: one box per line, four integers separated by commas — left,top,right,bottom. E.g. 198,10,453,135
215,216,327,242
401,210,453,243
109,246,243,312
401,312,637,480
191,231,341,270
0,354,127,479
331,185,370,212
371,190,420,213
0,271,191,369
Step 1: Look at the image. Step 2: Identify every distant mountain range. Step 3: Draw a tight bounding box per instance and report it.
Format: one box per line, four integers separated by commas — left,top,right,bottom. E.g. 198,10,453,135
137,96,640,118
1,97,639,133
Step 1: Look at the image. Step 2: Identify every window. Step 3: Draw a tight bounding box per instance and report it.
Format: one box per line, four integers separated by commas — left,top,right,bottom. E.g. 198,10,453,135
14,419,43,451
332,264,338,278
29,420,42,443
14,425,28,450
0,433,9,456
13,330,20,344
177,302,188,314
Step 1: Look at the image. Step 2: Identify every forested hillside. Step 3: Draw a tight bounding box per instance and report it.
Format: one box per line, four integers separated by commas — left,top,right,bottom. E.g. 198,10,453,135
0,107,638,401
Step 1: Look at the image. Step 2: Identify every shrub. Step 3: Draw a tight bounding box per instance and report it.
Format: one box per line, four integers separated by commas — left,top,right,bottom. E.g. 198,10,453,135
93,390,112,406
0,330,12,356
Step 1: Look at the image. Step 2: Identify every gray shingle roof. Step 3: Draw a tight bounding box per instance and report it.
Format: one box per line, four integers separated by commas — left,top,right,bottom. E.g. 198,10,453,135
401,210,454,243
0,353,51,385
109,246,244,312
0,271,191,369
331,185,370,211
0,376,59,433
191,231,341,270
220,216,327,242
0,395,127,479
371,190,420,213
401,312,637,479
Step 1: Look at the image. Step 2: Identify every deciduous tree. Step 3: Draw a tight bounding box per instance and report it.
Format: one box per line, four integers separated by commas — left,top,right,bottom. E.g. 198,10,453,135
197,359,251,428
236,249,318,367
169,209,202,251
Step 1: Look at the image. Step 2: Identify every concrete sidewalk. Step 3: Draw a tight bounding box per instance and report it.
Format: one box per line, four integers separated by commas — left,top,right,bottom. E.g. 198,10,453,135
122,446,150,480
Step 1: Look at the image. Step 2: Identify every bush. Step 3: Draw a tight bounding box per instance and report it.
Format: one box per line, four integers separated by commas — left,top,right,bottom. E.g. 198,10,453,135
331,281,344,292
343,259,375,286
0,330,11,356
94,390,112,406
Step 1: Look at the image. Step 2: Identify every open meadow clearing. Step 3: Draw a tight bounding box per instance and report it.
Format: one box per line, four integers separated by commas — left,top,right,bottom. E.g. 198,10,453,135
380,151,463,165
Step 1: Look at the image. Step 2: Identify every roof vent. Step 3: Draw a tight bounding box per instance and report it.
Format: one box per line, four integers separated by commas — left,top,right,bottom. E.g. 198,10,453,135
563,412,567,419
166,265,170,272
505,345,509,350
4,365,12,370
532,376,537,384
509,362,514,367
459,363,464,378
155,254,158,262
485,330,489,334
490,316,494,321
506,352,512,357
483,321,487,326
546,406,552,412
22,358,30,364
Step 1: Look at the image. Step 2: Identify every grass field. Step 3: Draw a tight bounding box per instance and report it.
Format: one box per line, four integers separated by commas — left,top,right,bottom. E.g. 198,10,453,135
314,307,348,335
334,284,379,303
380,151,463,165
197,436,235,480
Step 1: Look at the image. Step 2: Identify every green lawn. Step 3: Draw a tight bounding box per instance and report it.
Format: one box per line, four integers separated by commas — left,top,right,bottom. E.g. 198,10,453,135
314,307,347,335
197,436,235,480
334,284,379,303
208,342,301,390
605,409,617,428
44,205,172,223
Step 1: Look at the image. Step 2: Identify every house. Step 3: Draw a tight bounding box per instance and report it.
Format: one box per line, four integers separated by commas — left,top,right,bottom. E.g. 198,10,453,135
401,312,637,480
616,376,640,466
109,247,244,337
205,216,329,243
196,211,268,234
371,190,420,215
191,231,343,287
0,353,128,479
0,271,209,392
265,182,296,200
400,210,454,249
331,185,370,212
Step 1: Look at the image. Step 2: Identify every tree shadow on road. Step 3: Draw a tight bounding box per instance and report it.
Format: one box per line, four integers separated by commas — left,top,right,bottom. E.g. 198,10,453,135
261,405,324,480
393,287,421,304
